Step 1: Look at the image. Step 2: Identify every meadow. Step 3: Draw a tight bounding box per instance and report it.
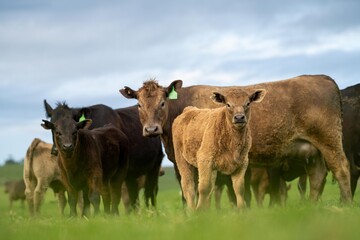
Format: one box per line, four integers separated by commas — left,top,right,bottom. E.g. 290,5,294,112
1,163,360,240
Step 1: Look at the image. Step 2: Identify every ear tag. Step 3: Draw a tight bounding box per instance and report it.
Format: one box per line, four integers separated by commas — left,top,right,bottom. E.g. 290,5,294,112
168,86,178,100
79,113,86,122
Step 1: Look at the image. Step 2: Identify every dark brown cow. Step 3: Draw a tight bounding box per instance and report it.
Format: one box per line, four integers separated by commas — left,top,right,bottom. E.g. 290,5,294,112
4,179,26,210
120,75,352,203
42,118,129,217
341,84,360,200
43,102,164,211
23,138,67,216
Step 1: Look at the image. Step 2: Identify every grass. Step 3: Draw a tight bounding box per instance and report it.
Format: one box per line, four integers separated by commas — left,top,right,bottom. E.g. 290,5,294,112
1,163,360,240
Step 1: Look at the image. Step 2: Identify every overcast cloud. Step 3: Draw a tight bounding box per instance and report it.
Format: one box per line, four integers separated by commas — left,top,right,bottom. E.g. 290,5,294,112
0,0,359,165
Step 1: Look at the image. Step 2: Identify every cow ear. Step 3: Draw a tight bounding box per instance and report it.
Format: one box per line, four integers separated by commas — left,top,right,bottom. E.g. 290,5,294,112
44,100,53,118
41,120,54,130
249,89,266,103
77,108,90,121
77,119,92,130
165,80,183,97
211,92,226,104
120,87,138,99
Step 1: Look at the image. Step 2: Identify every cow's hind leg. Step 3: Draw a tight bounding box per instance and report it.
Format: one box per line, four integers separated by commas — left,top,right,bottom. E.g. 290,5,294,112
177,159,197,210
307,157,328,202
313,140,352,203
34,178,48,215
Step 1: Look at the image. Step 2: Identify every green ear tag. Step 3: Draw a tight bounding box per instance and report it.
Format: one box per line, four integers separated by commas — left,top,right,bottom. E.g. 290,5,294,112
168,86,178,100
79,113,86,122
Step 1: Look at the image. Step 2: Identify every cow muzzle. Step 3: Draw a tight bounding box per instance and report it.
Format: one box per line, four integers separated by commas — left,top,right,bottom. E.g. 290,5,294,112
143,124,163,137
233,114,247,125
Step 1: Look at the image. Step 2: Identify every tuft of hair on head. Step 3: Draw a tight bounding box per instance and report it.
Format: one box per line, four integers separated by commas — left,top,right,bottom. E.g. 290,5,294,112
141,78,162,97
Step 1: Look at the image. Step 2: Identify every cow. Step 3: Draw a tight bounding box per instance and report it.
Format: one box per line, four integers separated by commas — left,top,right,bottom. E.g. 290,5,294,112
4,179,26,210
23,138,67,216
172,89,266,210
341,83,360,201
42,118,129,217
43,102,164,211
120,75,352,203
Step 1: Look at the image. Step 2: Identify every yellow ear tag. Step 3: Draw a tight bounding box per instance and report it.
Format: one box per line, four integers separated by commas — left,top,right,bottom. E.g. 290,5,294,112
79,113,86,122
168,86,178,100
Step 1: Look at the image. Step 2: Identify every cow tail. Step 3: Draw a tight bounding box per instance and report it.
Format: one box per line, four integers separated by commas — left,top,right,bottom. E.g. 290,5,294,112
23,138,42,189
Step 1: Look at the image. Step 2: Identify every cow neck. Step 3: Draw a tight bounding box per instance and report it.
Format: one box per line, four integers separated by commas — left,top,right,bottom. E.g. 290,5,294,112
59,130,90,175
162,87,198,162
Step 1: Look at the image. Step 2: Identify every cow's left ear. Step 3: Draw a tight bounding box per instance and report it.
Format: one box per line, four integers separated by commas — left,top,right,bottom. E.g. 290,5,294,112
76,119,92,130
120,86,138,99
165,80,183,98
41,120,54,130
211,92,226,104
249,89,267,103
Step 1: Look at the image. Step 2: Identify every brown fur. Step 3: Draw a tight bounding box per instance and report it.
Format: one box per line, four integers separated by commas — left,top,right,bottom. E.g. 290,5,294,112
4,179,26,210
172,90,265,210
121,75,352,203
23,138,67,216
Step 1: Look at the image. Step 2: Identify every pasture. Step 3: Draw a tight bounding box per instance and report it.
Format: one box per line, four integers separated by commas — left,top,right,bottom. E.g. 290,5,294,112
1,163,360,240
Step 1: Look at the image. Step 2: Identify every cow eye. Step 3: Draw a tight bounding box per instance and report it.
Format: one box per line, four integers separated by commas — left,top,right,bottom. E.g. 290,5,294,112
56,131,61,136
137,103,142,108
226,103,231,108
160,101,165,108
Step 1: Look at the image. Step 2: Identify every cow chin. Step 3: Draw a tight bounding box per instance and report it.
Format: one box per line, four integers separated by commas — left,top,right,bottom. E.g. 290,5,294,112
143,131,162,138
232,122,247,129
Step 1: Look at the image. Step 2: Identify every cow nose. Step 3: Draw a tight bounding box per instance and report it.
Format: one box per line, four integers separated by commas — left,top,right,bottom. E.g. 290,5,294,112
62,143,73,152
145,126,158,134
234,114,247,124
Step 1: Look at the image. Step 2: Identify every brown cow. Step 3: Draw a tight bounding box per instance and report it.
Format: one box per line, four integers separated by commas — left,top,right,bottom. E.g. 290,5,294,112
4,179,26,210
23,138,67,216
120,75,352,203
42,119,129,217
172,89,266,210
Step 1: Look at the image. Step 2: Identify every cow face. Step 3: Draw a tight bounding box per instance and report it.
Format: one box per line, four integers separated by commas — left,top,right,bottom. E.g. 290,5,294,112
120,79,183,137
211,89,266,129
41,118,92,157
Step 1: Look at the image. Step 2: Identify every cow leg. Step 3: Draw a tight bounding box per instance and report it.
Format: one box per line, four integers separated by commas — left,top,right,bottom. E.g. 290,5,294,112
214,183,224,210
101,182,111,215
315,143,352,203
244,168,252,207
177,159,197,210
25,179,36,216
125,178,140,212
231,163,248,209
196,162,217,210
144,165,161,209
110,171,126,215
297,175,307,200
67,190,78,217
82,189,91,218
307,157,328,202
56,189,67,217
34,179,48,215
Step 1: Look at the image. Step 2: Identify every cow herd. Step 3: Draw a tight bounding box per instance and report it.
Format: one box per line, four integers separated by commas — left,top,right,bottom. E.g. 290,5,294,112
3,74,360,216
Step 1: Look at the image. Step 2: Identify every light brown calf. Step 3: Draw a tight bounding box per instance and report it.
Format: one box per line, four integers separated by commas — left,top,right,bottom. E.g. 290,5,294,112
23,138,67,216
4,179,26,210
172,89,266,210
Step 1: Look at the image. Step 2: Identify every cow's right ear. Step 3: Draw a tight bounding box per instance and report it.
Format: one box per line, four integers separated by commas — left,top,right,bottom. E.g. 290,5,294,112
211,92,226,104
44,100,53,118
41,120,54,130
166,80,183,93
120,87,138,99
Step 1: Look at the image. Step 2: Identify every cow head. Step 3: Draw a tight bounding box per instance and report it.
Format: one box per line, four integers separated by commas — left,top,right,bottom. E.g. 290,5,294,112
211,89,266,129
44,100,78,155
41,117,92,158
120,79,183,137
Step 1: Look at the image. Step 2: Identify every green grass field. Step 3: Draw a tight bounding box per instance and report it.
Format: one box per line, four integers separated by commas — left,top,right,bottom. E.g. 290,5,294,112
1,163,360,240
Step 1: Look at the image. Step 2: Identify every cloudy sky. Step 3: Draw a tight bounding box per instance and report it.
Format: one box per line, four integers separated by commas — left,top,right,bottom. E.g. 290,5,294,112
1,0,359,166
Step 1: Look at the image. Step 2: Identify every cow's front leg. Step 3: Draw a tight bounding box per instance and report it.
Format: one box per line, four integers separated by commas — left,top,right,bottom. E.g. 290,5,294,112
196,159,217,210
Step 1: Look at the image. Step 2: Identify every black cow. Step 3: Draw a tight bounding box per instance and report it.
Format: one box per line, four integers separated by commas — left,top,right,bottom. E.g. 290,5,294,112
43,101,164,211
341,84,360,200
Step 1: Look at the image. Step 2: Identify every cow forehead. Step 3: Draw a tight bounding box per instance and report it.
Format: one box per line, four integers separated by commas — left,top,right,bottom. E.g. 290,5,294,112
138,88,166,106
55,117,77,132
223,90,250,104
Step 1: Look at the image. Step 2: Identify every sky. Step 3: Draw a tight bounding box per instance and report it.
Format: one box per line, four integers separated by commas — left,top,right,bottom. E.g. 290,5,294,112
0,0,360,166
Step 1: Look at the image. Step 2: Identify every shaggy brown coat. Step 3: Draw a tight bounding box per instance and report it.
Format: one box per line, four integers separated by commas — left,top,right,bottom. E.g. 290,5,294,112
172,89,266,209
